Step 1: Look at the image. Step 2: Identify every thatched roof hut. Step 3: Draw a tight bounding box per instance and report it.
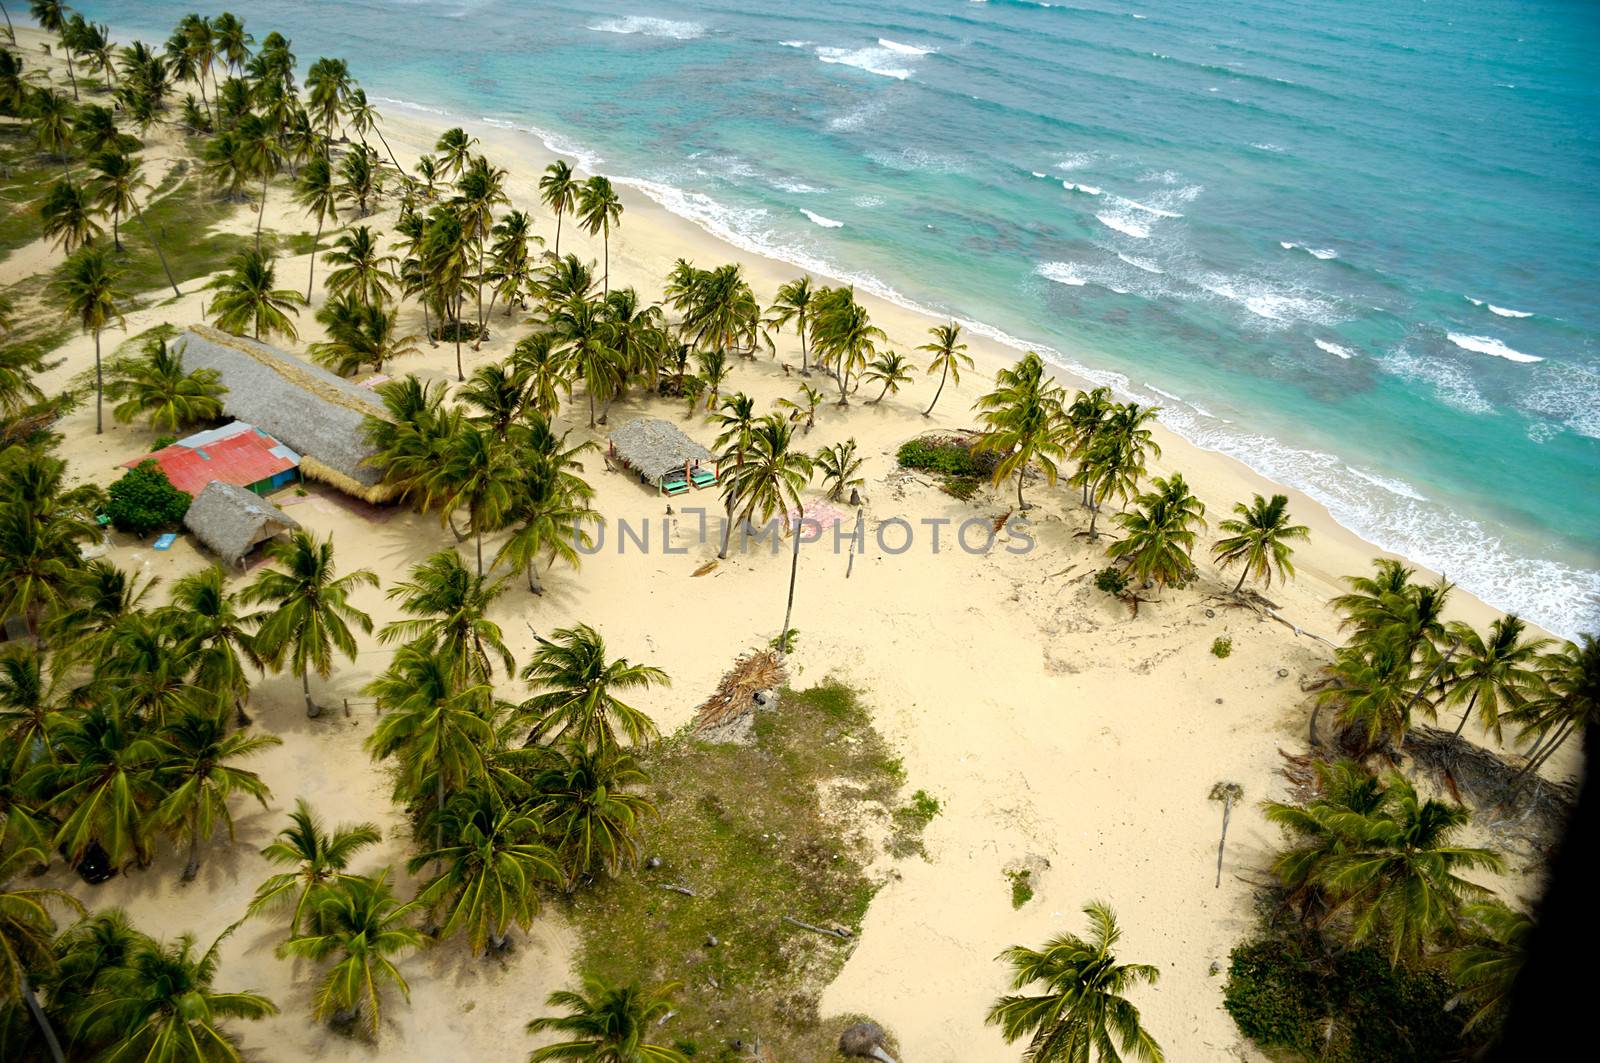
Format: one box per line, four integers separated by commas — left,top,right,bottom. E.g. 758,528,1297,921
608,418,713,488
183,480,300,566
173,325,395,503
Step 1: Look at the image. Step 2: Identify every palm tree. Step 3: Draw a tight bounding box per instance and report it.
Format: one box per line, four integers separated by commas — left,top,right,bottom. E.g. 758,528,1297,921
460,362,530,438
1078,402,1161,538
863,350,915,404
323,225,398,306
1509,634,1600,788
815,438,865,503
292,155,337,300
972,352,1068,510
420,206,471,379
576,175,623,296
487,209,539,318
1329,558,1418,637
1211,494,1308,594
766,275,816,374
775,382,826,434
54,244,122,435
551,295,621,427
0,844,83,1063
30,2,76,99
810,287,883,404
89,150,143,251
236,111,282,252
987,901,1164,1063
337,144,379,218
28,704,162,870
1319,638,1417,755
1107,473,1207,591
45,909,147,1060
511,331,571,419
435,422,521,576
454,154,510,346
26,87,74,162
303,56,351,145
434,126,477,181
247,798,381,935
243,530,377,718
539,160,579,259
919,322,972,417
1443,616,1548,741
0,650,68,775
711,392,758,467
518,624,668,753
204,247,307,342
717,413,812,558
528,744,655,889
380,549,514,683
495,429,601,595
159,565,261,726
40,180,103,254
0,451,101,637
364,376,459,509
211,12,254,78
309,296,419,376
526,976,688,1063
280,871,424,1041
408,786,561,954
108,336,226,432
154,709,280,881
1449,901,1532,1034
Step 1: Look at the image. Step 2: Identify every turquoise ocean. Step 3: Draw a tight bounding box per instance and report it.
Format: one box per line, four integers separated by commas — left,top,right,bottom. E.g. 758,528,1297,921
72,0,1600,637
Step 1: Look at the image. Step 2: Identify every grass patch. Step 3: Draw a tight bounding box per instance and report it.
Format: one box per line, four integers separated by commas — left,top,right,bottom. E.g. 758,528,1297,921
1005,869,1034,909
896,434,998,501
1211,635,1233,659
566,681,926,1061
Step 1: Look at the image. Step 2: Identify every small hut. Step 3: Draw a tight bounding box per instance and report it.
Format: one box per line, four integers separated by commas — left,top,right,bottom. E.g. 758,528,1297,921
183,480,300,567
607,417,714,493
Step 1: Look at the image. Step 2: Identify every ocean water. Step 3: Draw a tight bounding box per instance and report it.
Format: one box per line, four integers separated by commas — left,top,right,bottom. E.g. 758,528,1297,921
72,0,1600,637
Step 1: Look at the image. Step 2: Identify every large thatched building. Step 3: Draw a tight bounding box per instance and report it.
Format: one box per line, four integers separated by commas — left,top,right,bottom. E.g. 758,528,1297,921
183,480,300,566
607,417,713,492
173,325,395,503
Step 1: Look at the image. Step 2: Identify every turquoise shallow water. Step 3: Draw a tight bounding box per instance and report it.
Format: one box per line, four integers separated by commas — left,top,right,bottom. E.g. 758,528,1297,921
73,0,1600,636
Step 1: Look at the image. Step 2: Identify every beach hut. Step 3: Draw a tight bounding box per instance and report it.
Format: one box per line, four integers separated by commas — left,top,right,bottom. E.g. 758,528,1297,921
182,480,301,567
122,421,300,497
170,325,396,503
607,417,714,494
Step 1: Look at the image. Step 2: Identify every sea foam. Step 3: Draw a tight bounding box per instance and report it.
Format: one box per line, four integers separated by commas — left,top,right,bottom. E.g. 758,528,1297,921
1447,333,1542,364
1315,339,1356,360
589,16,704,40
815,40,933,79
800,209,844,228
1281,241,1338,259
1095,212,1151,239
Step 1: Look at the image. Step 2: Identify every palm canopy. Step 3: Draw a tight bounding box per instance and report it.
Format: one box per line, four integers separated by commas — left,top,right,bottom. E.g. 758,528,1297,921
518,624,668,753
1442,615,1548,742
717,414,813,559
379,548,514,683
987,901,1164,1063
972,351,1068,509
364,642,502,811
1107,473,1207,590
539,159,580,257
154,708,280,880
1211,493,1308,593
247,797,381,934
108,335,227,432
765,274,816,372
204,247,306,342
919,321,972,416
526,975,688,1063
528,744,655,888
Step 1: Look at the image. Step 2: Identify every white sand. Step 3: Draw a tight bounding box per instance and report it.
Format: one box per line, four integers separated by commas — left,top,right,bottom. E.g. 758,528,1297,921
3,26,1569,1060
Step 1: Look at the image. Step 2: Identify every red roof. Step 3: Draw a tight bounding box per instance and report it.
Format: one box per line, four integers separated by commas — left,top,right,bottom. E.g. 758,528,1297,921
123,422,300,496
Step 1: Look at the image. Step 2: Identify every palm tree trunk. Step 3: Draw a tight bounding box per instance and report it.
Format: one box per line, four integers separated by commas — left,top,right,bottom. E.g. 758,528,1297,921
453,293,464,381
65,50,79,101
552,209,562,259
0,4,13,40
1214,799,1232,888
472,237,486,350
183,811,201,881
602,223,610,296
799,319,809,374
93,330,103,434
112,204,121,251
132,199,181,297
925,363,948,416
1232,566,1250,594
780,505,803,656
197,75,213,126
19,973,65,1063
1016,467,1026,510
475,527,484,578
306,211,324,301
1453,690,1481,736
302,670,320,718
436,772,445,857
255,172,268,253
717,500,735,560
527,563,543,595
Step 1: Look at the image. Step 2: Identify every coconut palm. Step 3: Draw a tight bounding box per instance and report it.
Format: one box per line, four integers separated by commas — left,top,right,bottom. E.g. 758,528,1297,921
1509,634,1600,787
44,908,147,1059
292,155,338,299
510,332,572,419
526,976,688,1063
337,143,380,218
108,335,226,432
460,362,530,439
303,56,350,144
88,150,142,251
1449,901,1532,1033
677,262,766,364
864,350,916,404
408,786,561,954
419,206,471,379
154,709,280,880
27,704,162,870
486,209,539,318
453,154,510,346
204,247,306,342
235,112,282,251
538,253,596,306
30,2,76,98
380,549,514,684
1319,638,1416,755
972,352,1068,510
246,798,381,935
495,431,602,595
815,438,865,503
1211,493,1308,594
0,843,83,1063
717,413,812,559
1442,616,1548,741
1107,473,1207,591
40,180,102,254
0,650,69,775
695,349,730,412
528,744,655,888
54,244,122,435
280,870,424,1041
159,565,261,726
243,530,377,718
91,612,207,729
918,321,972,417
775,382,826,434
766,275,817,374
71,104,131,158
434,421,521,576
308,296,419,376
211,12,254,77
435,126,477,181
25,87,74,161
987,901,1164,1063
202,128,254,201
414,154,440,199
576,175,623,296
364,376,459,509
810,287,884,404
711,391,758,467
600,287,667,400
539,159,579,259
551,295,621,427
1329,559,1418,637
0,452,101,637
1078,402,1161,538
518,624,668,753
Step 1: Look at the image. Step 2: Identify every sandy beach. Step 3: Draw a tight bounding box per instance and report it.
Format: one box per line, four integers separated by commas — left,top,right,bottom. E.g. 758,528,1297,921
3,22,1572,1060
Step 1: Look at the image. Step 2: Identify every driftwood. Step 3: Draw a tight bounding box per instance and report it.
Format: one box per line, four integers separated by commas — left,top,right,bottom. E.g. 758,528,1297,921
782,916,852,940
659,883,696,897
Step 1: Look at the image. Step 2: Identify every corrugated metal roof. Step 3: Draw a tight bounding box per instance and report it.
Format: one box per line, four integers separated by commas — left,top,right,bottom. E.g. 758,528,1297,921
123,421,300,496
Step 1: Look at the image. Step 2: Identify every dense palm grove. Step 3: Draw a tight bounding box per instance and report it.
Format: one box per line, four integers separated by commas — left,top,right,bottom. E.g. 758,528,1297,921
0,6,1595,1062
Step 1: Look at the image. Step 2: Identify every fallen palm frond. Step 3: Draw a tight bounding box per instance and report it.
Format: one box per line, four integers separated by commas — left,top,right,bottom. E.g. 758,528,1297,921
695,649,787,731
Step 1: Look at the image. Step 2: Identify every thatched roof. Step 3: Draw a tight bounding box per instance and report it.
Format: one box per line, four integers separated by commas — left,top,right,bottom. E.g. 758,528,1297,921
173,325,396,503
183,480,300,566
608,418,712,482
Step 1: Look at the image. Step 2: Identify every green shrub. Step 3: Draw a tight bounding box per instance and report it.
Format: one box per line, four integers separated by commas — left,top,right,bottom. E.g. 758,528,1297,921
896,436,998,477
152,434,178,450
1094,567,1131,597
1211,635,1233,658
1223,936,1468,1062
106,460,189,537
1006,869,1034,909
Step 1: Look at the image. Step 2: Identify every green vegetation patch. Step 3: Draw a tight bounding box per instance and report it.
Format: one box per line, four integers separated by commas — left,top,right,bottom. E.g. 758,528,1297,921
106,459,190,536
1006,868,1034,909
1211,635,1233,659
1223,935,1467,1062
896,434,998,500
568,681,925,1061
0,126,65,257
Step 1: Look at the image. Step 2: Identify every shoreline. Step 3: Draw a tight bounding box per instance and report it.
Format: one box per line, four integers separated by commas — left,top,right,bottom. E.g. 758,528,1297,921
370,101,1554,641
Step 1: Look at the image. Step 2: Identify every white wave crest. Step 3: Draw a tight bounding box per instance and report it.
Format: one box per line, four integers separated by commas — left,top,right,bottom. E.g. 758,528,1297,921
1490,304,1533,318
877,38,935,55
1252,142,1286,152
1447,333,1542,364
1315,339,1357,360
1119,196,1182,218
779,39,808,48
589,16,704,40
1095,212,1150,239
800,209,843,228
1057,151,1096,171
1063,181,1103,195
1281,241,1337,259
1346,466,1428,501
1035,262,1086,286
1117,252,1164,274
1031,171,1047,178
816,41,925,80
1199,275,1338,327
